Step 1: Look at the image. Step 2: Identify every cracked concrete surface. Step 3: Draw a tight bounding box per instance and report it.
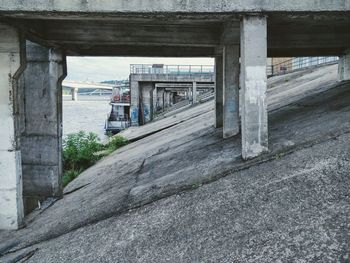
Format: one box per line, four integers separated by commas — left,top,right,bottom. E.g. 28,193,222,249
0,64,350,262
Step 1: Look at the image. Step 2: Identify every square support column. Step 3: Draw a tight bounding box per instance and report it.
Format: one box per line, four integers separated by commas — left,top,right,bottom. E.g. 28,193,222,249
157,87,164,110
240,16,268,159
71,88,78,101
140,83,153,124
20,42,66,213
192,82,197,104
338,51,350,81
215,55,224,128
223,45,240,138
169,92,172,106
153,86,158,113
162,90,165,110
164,91,170,107
130,76,140,126
0,24,25,230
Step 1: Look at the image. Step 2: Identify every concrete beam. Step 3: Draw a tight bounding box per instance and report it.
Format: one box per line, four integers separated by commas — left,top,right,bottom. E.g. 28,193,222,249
215,55,223,128
338,51,350,81
20,41,66,213
240,16,268,159
31,21,222,48
1,0,349,13
0,24,25,230
223,45,240,138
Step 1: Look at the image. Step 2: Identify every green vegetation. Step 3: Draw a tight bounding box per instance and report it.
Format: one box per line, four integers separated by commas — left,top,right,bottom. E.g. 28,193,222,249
62,170,80,187
106,135,129,153
62,131,129,187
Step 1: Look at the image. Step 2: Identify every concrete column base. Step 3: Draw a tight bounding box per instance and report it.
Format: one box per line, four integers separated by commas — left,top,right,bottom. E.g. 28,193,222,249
215,55,224,128
223,45,240,138
338,51,350,81
240,16,268,160
0,24,25,230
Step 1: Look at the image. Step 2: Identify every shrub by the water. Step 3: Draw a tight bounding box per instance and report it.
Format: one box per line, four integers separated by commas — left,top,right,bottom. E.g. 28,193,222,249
62,131,129,187
63,131,102,171
107,135,129,153
62,170,80,187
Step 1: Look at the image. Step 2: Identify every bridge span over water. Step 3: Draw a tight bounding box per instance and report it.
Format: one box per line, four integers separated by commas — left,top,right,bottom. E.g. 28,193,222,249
62,80,117,100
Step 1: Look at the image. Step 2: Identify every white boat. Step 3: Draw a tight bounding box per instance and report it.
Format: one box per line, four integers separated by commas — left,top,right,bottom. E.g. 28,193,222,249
105,86,131,134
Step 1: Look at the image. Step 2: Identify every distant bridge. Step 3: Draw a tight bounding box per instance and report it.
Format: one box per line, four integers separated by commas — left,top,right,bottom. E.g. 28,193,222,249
62,80,128,101
62,80,115,90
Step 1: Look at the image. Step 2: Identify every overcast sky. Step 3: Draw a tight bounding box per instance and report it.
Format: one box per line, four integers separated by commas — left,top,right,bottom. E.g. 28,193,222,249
66,57,215,82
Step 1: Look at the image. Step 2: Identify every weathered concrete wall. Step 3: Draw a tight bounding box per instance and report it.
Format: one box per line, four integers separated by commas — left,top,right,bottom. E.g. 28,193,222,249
1,0,349,13
240,16,268,159
338,51,350,81
20,42,66,213
0,24,25,230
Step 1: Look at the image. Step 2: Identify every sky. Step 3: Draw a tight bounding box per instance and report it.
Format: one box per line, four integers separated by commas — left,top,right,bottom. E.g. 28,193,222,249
66,57,215,82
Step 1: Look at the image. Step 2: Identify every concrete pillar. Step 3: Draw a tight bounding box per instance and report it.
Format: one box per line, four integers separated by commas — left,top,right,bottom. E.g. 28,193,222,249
164,91,170,107
170,92,174,106
215,55,224,128
141,83,153,124
71,88,78,101
240,16,268,159
0,24,25,230
19,42,66,214
153,86,158,113
130,76,140,126
192,82,197,104
223,45,240,138
157,87,164,110
338,51,350,81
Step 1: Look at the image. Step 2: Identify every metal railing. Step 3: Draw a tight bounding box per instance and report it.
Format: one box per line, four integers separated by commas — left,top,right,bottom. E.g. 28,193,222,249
130,64,215,75
268,56,338,77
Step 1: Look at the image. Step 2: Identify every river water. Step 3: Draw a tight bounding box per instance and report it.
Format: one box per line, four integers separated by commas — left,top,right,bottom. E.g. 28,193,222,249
63,95,111,141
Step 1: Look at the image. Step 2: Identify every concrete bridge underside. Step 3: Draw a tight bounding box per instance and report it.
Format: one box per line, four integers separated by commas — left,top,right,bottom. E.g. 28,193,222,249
130,73,214,125
0,0,350,230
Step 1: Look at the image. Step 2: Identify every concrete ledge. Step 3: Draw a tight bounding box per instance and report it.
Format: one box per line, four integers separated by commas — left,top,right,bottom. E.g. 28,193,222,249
0,0,349,13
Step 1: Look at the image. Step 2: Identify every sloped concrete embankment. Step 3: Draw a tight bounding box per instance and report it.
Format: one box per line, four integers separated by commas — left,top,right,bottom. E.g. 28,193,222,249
1,64,350,262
